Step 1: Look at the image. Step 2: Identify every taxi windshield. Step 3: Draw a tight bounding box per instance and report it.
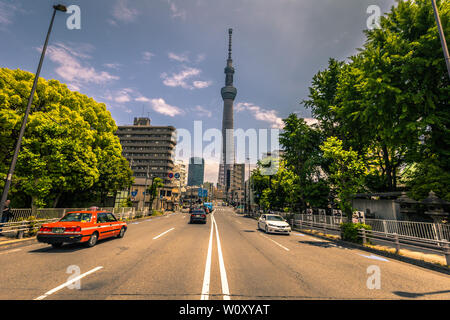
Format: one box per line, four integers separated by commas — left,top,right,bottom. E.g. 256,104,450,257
60,212,92,222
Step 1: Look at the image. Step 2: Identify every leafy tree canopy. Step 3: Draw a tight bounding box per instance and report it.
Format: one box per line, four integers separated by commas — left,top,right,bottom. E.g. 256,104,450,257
0,68,133,208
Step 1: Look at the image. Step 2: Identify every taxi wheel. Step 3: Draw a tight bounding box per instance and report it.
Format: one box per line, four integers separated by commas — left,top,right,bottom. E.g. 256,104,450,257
86,232,98,247
265,225,269,234
117,227,126,238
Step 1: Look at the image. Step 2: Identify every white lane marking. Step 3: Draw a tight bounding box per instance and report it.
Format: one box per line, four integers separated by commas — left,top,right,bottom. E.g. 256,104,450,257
153,228,175,240
34,266,103,300
212,215,230,300
358,254,389,262
0,248,21,255
201,218,214,300
293,233,305,237
235,220,242,224
259,233,290,251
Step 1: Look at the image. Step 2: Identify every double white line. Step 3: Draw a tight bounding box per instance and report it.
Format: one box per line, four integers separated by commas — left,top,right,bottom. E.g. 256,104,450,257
201,214,230,300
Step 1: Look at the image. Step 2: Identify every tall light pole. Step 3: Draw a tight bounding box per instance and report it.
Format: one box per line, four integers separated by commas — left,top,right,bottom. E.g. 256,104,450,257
0,5,67,216
431,0,450,79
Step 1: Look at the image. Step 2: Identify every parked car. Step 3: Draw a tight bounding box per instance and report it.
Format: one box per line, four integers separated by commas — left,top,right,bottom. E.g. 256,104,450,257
258,214,291,235
189,208,207,224
37,210,127,248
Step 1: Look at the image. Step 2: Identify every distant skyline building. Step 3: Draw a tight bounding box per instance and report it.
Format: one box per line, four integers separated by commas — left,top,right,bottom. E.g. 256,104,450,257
218,28,237,194
174,160,187,187
188,157,205,186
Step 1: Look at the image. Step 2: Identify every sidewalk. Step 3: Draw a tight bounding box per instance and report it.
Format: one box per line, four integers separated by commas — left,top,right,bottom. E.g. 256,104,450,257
244,213,450,274
295,227,450,274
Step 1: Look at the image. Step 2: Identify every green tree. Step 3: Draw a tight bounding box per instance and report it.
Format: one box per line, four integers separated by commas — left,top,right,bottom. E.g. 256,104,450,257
279,113,330,210
304,0,449,195
0,68,133,209
320,137,369,220
147,177,164,211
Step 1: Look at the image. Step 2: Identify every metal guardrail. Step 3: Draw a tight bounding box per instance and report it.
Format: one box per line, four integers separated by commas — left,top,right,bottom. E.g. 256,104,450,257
0,218,60,238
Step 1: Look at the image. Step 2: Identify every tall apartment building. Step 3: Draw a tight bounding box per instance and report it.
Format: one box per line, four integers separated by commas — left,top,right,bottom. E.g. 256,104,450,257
116,117,177,209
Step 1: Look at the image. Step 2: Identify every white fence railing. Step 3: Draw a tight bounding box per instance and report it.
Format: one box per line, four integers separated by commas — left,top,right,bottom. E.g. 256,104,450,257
292,214,450,241
291,214,450,266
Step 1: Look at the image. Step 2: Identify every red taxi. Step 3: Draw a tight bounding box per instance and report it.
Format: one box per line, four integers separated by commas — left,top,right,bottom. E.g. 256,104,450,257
37,210,127,248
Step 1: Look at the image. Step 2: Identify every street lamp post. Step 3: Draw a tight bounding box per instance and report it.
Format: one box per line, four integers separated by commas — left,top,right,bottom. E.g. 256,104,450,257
431,0,450,79
246,157,251,215
0,5,67,216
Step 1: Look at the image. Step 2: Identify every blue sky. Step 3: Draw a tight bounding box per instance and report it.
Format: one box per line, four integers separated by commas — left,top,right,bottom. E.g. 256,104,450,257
0,0,396,182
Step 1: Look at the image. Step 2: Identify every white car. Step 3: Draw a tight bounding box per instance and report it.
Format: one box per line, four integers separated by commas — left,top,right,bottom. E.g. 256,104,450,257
258,214,291,235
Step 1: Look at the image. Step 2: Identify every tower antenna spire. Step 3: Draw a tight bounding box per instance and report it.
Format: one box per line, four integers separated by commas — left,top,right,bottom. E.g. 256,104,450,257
228,28,233,60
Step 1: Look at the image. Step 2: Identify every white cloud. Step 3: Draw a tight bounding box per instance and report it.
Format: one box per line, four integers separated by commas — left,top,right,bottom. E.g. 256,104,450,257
167,0,186,20
142,51,155,62
104,88,134,104
193,80,212,89
135,96,151,103
168,52,189,63
103,63,122,70
304,118,319,126
43,43,119,90
161,67,201,89
0,2,22,27
235,102,284,129
111,0,140,23
149,98,183,117
193,105,212,118
196,53,206,63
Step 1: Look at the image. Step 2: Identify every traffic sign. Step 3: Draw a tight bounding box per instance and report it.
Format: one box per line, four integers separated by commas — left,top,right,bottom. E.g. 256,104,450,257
198,189,208,198
131,190,137,197
168,172,174,179
174,172,180,179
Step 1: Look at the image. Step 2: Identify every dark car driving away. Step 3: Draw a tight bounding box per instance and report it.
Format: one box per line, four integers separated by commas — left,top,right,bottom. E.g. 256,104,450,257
190,208,207,224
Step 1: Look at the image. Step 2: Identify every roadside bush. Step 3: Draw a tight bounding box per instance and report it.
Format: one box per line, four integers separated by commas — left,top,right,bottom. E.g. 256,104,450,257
152,210,164,216
340,222,372,244
17,216,39,237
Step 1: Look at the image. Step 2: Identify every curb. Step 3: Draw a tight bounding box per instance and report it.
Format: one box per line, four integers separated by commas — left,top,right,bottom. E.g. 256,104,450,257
292,227,450,276
0,237,38,252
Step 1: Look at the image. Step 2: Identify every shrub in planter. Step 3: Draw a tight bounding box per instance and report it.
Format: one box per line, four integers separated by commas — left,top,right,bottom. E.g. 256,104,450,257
17,216,38,238
340,222,372,244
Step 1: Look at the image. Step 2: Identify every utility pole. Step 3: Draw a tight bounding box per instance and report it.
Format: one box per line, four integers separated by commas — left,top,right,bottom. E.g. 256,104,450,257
431,0,450,79
0,5,67,216
143,165,150,212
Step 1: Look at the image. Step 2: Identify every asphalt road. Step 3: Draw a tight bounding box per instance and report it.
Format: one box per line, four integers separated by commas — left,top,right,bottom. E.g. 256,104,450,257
0,206,449,300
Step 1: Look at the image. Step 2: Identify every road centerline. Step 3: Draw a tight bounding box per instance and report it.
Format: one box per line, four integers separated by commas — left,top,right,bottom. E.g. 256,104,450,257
201,217,214,300
212,215,231,300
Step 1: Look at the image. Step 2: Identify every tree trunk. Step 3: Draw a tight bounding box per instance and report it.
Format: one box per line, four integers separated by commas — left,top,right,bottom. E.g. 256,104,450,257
52,193,62,208
31,196,37,217
382,144,393,191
